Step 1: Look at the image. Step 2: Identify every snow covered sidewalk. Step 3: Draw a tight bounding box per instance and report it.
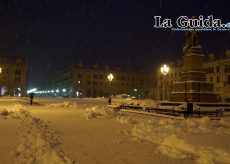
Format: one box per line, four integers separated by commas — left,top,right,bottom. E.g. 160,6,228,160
0,113,18,164
13,108,75,164
1,102,75,164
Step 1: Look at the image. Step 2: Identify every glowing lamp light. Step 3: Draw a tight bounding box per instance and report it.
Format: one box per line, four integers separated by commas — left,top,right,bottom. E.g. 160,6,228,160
160,64,169,101
63,89,66,92
107,73,114,82
0,67,2,73
56,89,59,93
27,88,37,94
161,64,169,75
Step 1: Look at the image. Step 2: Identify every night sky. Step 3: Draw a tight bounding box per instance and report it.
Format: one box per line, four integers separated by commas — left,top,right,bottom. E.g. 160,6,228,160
0,0,230,88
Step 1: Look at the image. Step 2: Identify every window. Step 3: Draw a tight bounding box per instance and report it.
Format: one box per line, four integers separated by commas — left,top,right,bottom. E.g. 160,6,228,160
86,90,91,97
87,81,91,85
225,65,230,73
216,66,219,73
15,77,21,84
211,67,214,73
15,69,21,75
93,75,98,79
228,75,230,84
93,81,97,85
99,75,104,79
77,74,82,78
216,76,220,83
210,77,213,82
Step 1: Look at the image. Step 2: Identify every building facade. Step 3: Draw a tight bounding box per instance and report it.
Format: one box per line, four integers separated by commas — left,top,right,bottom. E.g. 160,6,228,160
40,64,156,99
0,57,28,96
157,53,230,102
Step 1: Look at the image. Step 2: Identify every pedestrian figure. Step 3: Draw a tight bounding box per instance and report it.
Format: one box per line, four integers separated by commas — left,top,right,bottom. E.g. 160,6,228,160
108,96,112,105
30,93,34,105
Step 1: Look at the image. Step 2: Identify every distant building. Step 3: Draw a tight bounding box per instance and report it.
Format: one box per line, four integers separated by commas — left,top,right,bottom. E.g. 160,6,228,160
39,64,156,99
0,57,28,96
157,52,230,102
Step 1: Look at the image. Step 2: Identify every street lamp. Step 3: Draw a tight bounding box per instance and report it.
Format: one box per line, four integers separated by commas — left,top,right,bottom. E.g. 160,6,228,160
107,73,114,83
160,64,169,100
107,73,114,96
0,67,2,96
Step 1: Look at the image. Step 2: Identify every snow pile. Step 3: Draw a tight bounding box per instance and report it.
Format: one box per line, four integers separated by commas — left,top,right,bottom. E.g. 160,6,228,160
47,101,79,108
0,103,25,112
12,107,75,164
0,108,16,119
137,99,159,108
183,117,230,134
113,98,158,108
12,104,25,110
83,105,125,119
129,118,230,163
0,103,27,118
0,108,10,117
158,134,230,164
129,117,230,135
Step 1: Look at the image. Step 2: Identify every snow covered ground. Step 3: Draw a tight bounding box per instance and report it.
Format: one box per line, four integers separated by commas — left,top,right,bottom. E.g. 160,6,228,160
1,97,230,164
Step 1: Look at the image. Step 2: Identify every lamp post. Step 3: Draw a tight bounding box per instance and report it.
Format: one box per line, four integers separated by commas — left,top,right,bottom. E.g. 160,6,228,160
107,73,114,96
0,67,2,96
160,64,169,100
